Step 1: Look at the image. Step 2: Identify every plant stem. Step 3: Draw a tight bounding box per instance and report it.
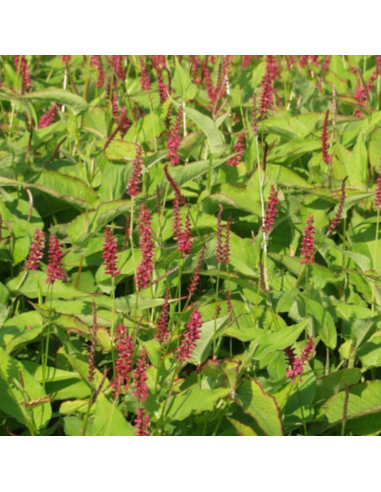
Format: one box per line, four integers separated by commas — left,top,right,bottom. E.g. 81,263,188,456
372,207,380,316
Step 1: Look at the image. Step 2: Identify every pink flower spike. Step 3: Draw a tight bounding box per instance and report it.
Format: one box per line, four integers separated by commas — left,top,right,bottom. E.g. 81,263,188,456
27,229,46,271
102,228,120,279
38,104,58,129
167,107,183,167
135,407,150,437
375,163,381,208
155,288,171,345
112,324,135,395
136,205,155,291
176,306,203,362
127,145,144,197
227,132,246,167
321,111,331,164
132,349,149,403
300,215,316,265
285,337,315,383
46,234,66,284
263,185,279,235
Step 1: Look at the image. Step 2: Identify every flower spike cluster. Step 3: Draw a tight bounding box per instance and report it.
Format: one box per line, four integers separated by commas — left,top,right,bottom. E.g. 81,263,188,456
167,107,183,167
328,179,347,234
113,324,135,395
155,288,171,345
176,306,203,362
285,337,315,383
227,132,246,167
321,110,331,164
27,229,46,271
136,205,155,291
216,206,232,264
262,186,279,235
103,228,120,278
300,214,316,265
127,145,144,197
375,163,381,208
188,246,206,298
46,234,66,284
38,104,58,129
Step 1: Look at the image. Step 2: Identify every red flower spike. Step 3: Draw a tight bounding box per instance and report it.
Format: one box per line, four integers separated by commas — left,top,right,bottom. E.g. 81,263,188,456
167,107,183,167
188,246,206,298
27,229,45,271
328,179,346,234
300,215,316,265
285,337,315,383
46,234,66,284
227,132,247,167
222,217,232,264
112,324,135,395
91,55,105,88
176,306,203,362
14,55,31,93
135,407,150,437
216,205,224,264
177,210,192,257
139,56,151,92
38,104,58,129
263,185,279,235
260,74,273,118
61,55,71,64
102,228,120,278
136,205,155,291
127,145,143,197
155,288,171,345
375,163,381,208
321,111,331,164
132,349,149,403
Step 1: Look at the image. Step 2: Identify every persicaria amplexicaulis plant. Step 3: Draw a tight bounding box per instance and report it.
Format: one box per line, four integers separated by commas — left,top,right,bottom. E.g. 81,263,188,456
375,163,381,208
113,324,135,395
132,349,150,436
136,205,155,291
38,104,58,129
321,110,331,164
90,55,105,88
155,288,171,345
188,245,206,298
285,337,315,383
139,56,151,92
216,206,232,264
103,228,120,278
176,306,203,362
328,179,347,234
167,107,183,167
262,186,279,235
300,215,316,265
46,234,66,284
127,145,143,197
14,55,31,93
227,132,246,167
27,229,45,271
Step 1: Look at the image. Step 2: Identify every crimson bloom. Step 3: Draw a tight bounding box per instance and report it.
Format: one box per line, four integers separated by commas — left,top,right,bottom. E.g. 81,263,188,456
285,337,315,383
27,229,46,271
375,163,381,208
112,324,135,395
263,186,279,235
136,205,155,290
103,228,120,278
176,306,203,362
127,145,143,197
38,104,58,129
46,234,66,284
300,215,316,265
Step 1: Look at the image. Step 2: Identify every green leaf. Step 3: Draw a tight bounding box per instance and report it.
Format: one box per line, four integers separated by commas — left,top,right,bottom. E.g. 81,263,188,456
236,379,283,436
188,316,230,366
166,387,230,422
227,417,258,436
345,134,368,188
369,127,381,170
172,60,198,100
89,394,136,436
0,88,88,115
0,311,44,354
0,348,52,433
315,369,362,405
182,106,226,156
324,381,381,435
253,321,307,361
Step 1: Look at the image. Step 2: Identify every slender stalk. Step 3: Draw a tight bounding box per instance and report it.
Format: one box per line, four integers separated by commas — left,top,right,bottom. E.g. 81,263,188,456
42,284,54,389
297,385,308,437
213,266,221,360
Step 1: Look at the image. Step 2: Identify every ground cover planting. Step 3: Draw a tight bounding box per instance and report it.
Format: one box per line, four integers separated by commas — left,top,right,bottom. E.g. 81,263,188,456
1,55,381,436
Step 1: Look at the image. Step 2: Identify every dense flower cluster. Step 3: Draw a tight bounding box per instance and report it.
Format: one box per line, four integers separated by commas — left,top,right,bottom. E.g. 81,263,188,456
188,246,206,298
300,215,316,265
167,107,183,166
328,179,347,234
139,56,151,92
262,186,279,235
135,407,150,437
216,206,232,264
136,205,155,290
132,349,149,403
113,323,135,395
227,132,246,167
285,337,315,383
176,306,203,362
127,145,143,197
46,234,66,284
375,164,381,208
321,111,331,164
102,228,120,278
155,288,171,344
91,55,105,87
38,104,58,129
27,229,46,271
14,55,31,93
